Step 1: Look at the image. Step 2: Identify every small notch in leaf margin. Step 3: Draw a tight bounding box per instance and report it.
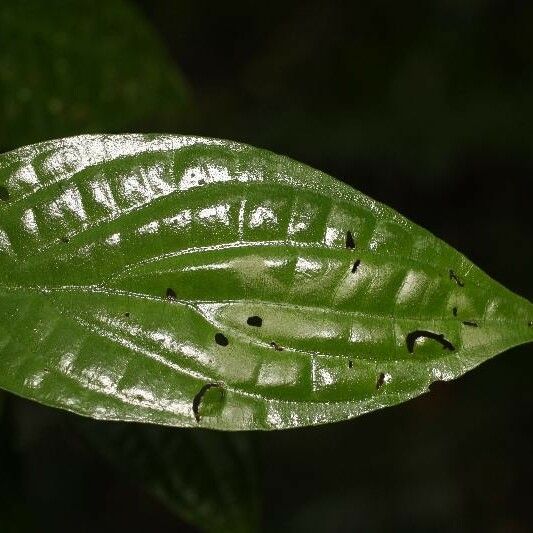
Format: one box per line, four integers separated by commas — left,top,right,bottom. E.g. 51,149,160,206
192,382,224,423
345,231,355,249
0,185,9,202
406,330,456,354
449,269,464,287
429,380,447,393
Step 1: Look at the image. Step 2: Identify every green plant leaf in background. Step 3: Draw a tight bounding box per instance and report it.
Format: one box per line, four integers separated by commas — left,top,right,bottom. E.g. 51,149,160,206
0,134,531,430
77,420,259,533
0,0,189,152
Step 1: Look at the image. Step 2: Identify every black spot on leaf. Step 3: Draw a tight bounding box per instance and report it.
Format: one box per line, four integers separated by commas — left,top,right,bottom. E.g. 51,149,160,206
348,359,353,369
270,341,283,351
247,315,263,327
192,383,223,423
0,185,9,201
345,231,355,249
462,321,478,327
449,269,464,287
406,330,455,354
452,307,458,317
166,287,177,301
376,372,386,389
124,312,130,318
215,333,229,346
351,259,361,273
60,236,70,243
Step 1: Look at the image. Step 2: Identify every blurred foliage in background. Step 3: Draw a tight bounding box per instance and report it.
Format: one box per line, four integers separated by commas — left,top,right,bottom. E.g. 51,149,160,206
0,1,532,532
0,0,190,151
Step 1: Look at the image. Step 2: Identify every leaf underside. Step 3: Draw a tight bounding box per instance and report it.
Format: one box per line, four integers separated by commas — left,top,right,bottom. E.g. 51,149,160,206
0,134,531,430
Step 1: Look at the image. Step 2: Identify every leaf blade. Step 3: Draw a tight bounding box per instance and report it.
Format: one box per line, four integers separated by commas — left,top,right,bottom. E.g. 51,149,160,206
0,134,531,430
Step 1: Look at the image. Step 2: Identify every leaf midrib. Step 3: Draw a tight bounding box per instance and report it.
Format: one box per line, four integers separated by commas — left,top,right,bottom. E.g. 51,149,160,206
0,283,522,325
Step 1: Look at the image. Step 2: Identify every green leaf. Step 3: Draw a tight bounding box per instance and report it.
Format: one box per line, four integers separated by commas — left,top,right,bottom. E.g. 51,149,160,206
77,420,260,533
0,0,189,151
0,134,531,430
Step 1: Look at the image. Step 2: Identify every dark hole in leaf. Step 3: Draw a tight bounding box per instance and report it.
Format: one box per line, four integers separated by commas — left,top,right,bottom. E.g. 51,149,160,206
406,330,455,354
270,341,283,351
192,383,223,423
0,185,9,201
376,372,386,389
345,231,355,249
215,333,229,346
43,367,49,372
247,315,263,327
60,236,70,243
348,359,353,368
449,269,464,287
452,306,458,317
166,287,177,301
462,320,478,327
124,312,130,318
351,259,361,273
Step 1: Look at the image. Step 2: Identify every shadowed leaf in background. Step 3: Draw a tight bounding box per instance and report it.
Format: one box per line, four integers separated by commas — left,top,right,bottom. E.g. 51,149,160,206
0,0,190,152
76,419,260,533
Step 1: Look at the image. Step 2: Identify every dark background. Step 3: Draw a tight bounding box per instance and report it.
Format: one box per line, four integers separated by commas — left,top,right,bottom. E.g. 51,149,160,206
1,1,532,532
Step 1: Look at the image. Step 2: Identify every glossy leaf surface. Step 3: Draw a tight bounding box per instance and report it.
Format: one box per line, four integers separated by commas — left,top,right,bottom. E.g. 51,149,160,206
0,134,531,430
